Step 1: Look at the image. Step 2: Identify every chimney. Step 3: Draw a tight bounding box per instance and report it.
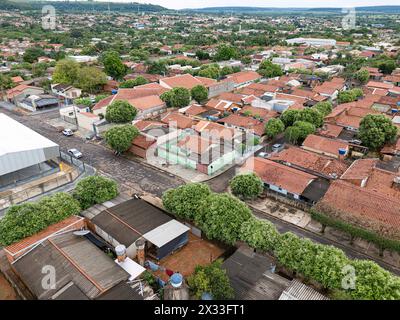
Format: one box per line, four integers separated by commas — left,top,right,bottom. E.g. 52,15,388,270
392,177,400,191
115,245,127,262
135,238,146,266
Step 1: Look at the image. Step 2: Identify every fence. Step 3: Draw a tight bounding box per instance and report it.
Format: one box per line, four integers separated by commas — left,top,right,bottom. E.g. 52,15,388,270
0,151,91,213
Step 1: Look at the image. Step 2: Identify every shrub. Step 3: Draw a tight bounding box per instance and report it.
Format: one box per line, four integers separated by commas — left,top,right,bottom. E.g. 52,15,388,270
104,125,139,153
188,259,234,300
0,193,81,246
162,183,211,221
73,175,119,210
229,173,263,199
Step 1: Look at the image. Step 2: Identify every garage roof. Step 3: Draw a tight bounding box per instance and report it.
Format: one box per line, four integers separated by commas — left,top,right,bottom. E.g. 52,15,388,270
143,220,190,248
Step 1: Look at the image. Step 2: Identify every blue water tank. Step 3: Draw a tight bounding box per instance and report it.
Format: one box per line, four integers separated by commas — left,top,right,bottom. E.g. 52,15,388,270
111,89,118,95
170,273,183,288
338,148,347,155
391,109,398,114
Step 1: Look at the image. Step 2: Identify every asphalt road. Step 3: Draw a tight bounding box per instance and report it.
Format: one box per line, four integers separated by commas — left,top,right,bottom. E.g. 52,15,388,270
1,108,185,197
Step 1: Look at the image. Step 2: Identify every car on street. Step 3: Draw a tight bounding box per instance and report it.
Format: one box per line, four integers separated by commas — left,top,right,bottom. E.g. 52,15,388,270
68,148,83,159
62,128,74,136
258,152,270,158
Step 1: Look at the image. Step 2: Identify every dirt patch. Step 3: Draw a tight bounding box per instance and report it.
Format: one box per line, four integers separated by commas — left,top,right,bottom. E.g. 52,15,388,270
0,273,17,300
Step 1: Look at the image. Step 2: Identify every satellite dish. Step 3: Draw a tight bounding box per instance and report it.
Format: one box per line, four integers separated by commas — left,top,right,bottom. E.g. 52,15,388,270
73,230,90,236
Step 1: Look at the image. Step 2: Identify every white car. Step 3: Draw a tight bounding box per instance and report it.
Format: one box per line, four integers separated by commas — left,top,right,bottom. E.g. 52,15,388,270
68,148,83,159
62,128,74,136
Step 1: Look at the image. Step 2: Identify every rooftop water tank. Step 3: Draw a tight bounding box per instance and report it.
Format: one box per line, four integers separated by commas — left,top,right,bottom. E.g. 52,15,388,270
338,148,347,156
170,273,183,288
115,244,126,256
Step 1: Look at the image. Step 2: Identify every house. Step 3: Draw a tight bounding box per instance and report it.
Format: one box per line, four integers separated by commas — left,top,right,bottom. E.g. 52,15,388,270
11,76,24,84
93,87,167,119
18,94,59,112
6,84,44,103
312,78,346,101
302,135,349,159
269,146,349,179
161,112,194,129
157,132,238,175
218,114,265,136
84,197,190,261
241,157,319,202
51,84,82,104
8,227,141,300
223,70,261,88
159,74,216,91
222,246,328,300
130,134,156,159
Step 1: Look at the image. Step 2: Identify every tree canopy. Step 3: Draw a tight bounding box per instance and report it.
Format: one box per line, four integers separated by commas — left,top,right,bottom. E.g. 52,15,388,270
104,124,139,153
101,50,126,80
358,114,398,150
258,60,283,78
229,173,263,200
191,85,208,104
105,100,137,123
160,87,191,108
265,118,285,139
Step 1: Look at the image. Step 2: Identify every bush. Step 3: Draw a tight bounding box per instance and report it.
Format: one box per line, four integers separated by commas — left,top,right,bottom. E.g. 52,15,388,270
188,259,234,300
229,173,263,199
239,217,280,252
73,175,119,210
105,100,137,123
265,118,285,139
0,193,81,246
162,183,211,221
197,193,252,245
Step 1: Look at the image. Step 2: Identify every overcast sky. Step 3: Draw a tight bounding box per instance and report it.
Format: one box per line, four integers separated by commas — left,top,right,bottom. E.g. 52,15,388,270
92,0,397,10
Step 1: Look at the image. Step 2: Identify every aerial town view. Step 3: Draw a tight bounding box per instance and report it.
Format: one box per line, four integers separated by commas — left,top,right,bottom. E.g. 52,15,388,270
0,0,399,309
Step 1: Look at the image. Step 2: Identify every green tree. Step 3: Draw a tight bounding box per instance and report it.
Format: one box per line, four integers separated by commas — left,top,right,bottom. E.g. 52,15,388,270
75,66,107,93
338,88,363,104
129,49,149,62
198,66,220,79
23,47,45,63
239,217,280,252
104,124,139,153
258,60,283,78
280,109,301,127
265,118,285,139
229,173,263,200
73,176,119,210
0,74,13,92
285,121,316,145
295,108,324,128
160,87,191,108
188,260,234,300
191,85,208,104
0,193,81,246
354,69,370,84
313,101,333,117
101,50,126,80
162,183,212,221
358,114,398,150
214,45,238,61
197,193,252,245
147,60,167,75
52,59,80,85
105,100,137,123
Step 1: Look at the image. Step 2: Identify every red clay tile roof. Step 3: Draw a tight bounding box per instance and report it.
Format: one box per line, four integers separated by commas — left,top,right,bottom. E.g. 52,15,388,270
184,104,207,116
161,112,194,129
218,113,262,130
318,123,343,138
131,134,156,149
177,135,213,154
366,81,394,90
160,74,215,90
269,146,348,177
225,71,261,85
302,134,349,156
218,92,246,104
242,157,317,195
318,180,400,237
340,159,378,181
194,120,237,140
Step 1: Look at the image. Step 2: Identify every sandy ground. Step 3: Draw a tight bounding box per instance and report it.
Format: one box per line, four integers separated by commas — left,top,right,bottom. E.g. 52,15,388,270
0,274,17,300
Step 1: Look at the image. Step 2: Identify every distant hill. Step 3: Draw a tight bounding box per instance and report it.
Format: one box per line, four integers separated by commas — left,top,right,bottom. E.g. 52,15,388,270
186,6,400,14
0,1,167,12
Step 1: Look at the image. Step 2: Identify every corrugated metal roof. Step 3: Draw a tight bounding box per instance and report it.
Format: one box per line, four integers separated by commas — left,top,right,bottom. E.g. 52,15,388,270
12,232,129,300
279,280,329,300
142,220,190,248
91,198,172,246
96,281,144,300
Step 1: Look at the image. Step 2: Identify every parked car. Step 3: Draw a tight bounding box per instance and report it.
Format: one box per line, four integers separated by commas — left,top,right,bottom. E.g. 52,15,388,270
68,148,83,159
62,128,74,136
272,143,284,152
349,139,362,145
85,132,96,140
258,152,270,159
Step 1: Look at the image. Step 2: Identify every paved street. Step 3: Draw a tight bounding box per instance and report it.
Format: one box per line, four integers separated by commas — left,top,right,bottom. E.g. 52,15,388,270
1,108,185,197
